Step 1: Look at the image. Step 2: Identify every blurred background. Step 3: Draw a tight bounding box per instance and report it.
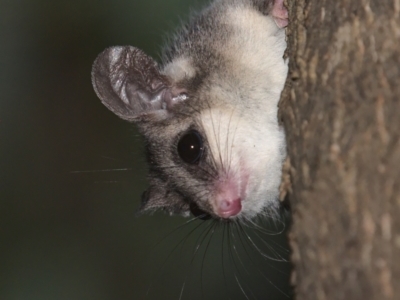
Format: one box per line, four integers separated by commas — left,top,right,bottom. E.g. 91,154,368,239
0,0,293,299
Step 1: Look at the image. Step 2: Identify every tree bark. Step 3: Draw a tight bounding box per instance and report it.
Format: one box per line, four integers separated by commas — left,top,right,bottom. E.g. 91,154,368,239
281,0,400,299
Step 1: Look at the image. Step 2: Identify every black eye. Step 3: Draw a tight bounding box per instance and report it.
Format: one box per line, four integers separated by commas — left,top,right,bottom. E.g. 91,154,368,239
177,130,204,164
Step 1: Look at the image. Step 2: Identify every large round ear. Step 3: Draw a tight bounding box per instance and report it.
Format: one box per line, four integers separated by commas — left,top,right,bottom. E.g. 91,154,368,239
91,46,188,122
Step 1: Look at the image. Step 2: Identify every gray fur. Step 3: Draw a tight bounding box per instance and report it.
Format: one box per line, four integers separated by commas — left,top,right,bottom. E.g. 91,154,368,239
91,0,287,220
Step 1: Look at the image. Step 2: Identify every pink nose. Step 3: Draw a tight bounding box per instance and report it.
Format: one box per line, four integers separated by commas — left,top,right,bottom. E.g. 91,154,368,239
217,198,242,218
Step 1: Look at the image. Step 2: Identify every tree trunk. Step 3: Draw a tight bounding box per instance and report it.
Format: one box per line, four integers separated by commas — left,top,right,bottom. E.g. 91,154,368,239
281,0,400,299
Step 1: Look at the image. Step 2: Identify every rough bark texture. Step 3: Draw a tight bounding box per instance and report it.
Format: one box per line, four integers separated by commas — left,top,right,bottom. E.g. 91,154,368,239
280,0,400,299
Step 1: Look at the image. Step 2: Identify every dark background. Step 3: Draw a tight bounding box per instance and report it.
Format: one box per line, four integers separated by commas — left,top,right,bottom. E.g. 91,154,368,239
0,0,293,299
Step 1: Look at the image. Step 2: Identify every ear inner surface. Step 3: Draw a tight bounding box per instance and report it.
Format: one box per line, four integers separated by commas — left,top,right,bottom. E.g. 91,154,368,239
91,46,171,121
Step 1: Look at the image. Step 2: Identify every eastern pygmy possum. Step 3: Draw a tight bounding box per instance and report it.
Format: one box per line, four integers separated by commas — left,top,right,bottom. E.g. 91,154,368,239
91,0,288,221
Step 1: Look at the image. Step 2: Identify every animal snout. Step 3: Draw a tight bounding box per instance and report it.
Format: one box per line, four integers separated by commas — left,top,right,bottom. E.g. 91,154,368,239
217,198,242,218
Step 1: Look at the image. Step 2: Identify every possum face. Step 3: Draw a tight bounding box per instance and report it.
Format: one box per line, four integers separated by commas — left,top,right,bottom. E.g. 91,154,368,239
91,46,285,220
91,1,288,220
139,104,285,220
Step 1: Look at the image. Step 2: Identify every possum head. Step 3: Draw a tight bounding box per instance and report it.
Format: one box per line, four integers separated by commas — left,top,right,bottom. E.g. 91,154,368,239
91,0,288,220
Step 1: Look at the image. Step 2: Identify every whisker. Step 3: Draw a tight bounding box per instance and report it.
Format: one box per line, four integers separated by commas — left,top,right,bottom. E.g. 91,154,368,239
221,222,233,300
199,221,218,299
146,219,208,299
93,181,124,184
149,216,205,254
234,223,291,298
178,283,185,300
154,165,182,170
227,223,254,300
225,105,239,177
207,104,224,172
238,221,287,262
240,223,290,265
255,233,291,261
242,215,286,235
229,224,250,276
70,168,133,173
233,274,252,300
190,221,215,263
178,220,215,299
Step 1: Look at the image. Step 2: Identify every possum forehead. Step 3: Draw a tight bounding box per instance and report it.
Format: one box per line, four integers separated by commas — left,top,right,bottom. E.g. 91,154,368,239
220,6,288,92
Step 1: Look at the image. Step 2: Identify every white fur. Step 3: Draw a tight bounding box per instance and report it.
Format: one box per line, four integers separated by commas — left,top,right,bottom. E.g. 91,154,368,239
200,107,285,218
199,10,288,218
221,6,288,110
162,57,196,83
